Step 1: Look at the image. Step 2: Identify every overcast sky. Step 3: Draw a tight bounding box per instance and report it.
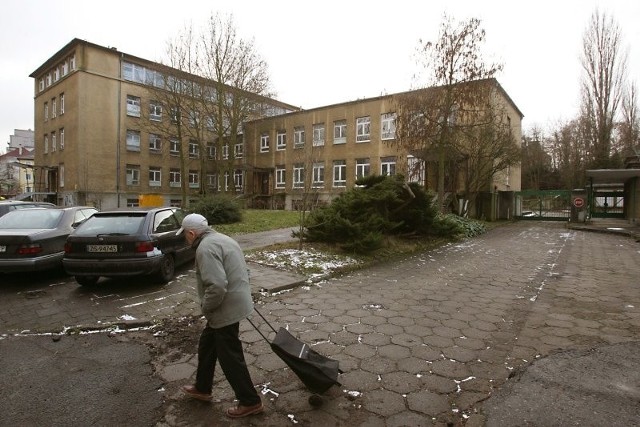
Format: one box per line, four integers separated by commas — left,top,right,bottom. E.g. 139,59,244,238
1,0,638,151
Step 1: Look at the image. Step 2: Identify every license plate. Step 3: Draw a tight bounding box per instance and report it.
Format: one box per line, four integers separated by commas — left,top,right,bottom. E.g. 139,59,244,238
0,245,5,252
87,244,118,253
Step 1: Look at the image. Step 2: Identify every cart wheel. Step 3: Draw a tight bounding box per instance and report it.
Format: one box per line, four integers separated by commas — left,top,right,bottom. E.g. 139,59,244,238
308,394,323,407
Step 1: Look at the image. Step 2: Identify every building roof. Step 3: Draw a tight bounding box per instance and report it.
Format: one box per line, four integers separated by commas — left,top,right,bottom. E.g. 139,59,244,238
586,169,640,184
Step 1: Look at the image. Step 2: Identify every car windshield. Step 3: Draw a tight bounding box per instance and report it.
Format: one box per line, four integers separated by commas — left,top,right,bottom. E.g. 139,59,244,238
0,209,63,229
73,214,146,236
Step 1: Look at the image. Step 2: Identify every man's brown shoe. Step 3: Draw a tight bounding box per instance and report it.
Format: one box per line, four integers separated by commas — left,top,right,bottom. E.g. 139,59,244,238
225,402,264,418
181,385,212,402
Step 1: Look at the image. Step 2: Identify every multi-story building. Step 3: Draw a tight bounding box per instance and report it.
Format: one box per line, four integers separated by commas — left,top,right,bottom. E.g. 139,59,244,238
243,82,522,215
30,39,521,218
7,129,34,151
0,147,34,199
29,38,298,208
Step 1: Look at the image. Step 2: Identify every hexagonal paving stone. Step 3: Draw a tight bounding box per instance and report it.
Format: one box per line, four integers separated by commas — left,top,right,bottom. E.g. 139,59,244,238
346,323,375,334
381,371,424,394
363,389,406,416
421,373,458,394
391,333,424,347
360,332,391,346
406,389,450,416
430,359,472,379
344,343,377,359
340,369,382,392
361,356,398,375
387,411,434,427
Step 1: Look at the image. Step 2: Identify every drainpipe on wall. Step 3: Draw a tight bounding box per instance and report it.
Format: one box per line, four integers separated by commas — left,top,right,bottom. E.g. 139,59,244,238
116,53,123,207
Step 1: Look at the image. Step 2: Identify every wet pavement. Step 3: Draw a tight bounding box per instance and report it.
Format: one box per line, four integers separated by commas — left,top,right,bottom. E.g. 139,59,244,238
1,221,639,426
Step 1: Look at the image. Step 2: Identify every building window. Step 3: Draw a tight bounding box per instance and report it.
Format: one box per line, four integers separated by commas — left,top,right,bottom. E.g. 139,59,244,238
189,140,199,158
234,143,244,158
189,171,199,189
51,132,56,152
126,130,141,151
381,156,396,176
275,165,286,189
61,60,68,76
333,160,346,187
407,155,425,185
149,134,161,152
234,169,243,191
69,54,76,70
208,144,216,159
126,165,140,185
46,73,52,87
381,113,396,140
59,164,65,187
51,98,57,118
260,133,270,153
313,123,325,146
207,174,218,189
149,167,161,187
59,93,65,115
333,120,347,144
356,116,371,142
44,134,49,154
39,79,45,92
224,171,230,191
276,130,286,150
169,169,181,187
44,102,48,121
54,67,60,82
356,158,370,180
312,162,324,187
293,164,304,188
169,138,180,155
126,198,140,207
149,101,162,121
127,95,141,117
59,128,65,150
294,126,305,148
222,144,229,160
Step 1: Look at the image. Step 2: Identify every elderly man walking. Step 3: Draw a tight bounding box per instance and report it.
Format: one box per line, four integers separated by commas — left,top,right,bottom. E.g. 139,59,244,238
179,213,263,418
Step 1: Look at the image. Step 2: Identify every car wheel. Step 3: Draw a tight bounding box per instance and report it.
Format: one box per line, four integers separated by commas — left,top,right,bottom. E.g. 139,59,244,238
75,276,99,287
156,254,175,283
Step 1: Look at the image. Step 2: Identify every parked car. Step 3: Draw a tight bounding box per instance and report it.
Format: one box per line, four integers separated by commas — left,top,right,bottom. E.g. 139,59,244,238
0,200,56,217
0,206,98,273
63,207,194,286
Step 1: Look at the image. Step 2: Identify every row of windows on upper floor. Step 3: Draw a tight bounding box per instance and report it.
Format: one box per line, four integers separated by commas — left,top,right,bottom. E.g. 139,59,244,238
38,54,76,93
257,113,397,153
43,128,65,154
122,62,294,117
124,165,244,192
124,130,244,159
44,93,65,121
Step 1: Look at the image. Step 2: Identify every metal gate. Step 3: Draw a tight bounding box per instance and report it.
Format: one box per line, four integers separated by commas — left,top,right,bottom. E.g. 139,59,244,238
515,190,572,221
589,189,625,219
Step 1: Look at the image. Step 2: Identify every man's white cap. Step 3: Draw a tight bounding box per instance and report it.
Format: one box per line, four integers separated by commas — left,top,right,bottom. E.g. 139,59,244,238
178,213,209,235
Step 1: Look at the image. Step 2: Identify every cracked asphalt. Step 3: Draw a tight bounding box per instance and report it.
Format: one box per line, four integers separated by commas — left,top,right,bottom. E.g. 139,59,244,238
1,221,639,426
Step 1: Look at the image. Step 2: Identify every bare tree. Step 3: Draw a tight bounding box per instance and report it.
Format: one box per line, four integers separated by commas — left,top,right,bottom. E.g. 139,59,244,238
395,15,510,214
579,9,628,168
616,83,640,158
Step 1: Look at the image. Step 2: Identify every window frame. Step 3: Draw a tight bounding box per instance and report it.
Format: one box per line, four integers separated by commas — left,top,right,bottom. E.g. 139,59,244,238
356,116,371,142
126,95,141,117
126,165,140,186
276,130,286,151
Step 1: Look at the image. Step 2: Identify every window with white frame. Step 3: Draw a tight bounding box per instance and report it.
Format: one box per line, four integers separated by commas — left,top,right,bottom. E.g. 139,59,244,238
51,98,57,118
275,166,286,189
126,165,140,185
61,60,68,76
44,102,48,121
260,133,270,152
333,160,346,187
149,134,161,152
69,55,76,70
127,198,140,207
46,73,52,87
294,126,305,148
59,163,64,187
169,169,181,187
126,130,141,151
356,116,371,142
234,143,243,158
188,110,199,128
59,128,64,150
222,144,229,160
313,123,325,146
205,116,215,129
276,130,286,150
207,143,216,159
234,169,243,191
381,113,396,140
224,171,230,191
149,167,161,186
356,158,370,180
44,134,48,154
59,93,65,115
189,140,199,158
51,132,56,152
333,120,347,144
380,156,396,176
169,138,180,155
126,95,141,117
189,170,199,188
312,162,325,187
407,155,425,185
149,101,162,121
54,67,60,82
293,164,304,188
39,79,45,92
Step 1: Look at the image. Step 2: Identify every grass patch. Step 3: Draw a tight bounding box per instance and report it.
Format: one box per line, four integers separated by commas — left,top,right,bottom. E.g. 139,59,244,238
214,209,301,235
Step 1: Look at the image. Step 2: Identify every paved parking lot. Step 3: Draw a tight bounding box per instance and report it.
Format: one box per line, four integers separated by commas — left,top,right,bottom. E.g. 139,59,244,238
1,221,639,426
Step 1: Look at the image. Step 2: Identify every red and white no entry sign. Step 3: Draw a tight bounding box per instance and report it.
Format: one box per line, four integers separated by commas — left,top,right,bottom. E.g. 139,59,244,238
573,197,585,208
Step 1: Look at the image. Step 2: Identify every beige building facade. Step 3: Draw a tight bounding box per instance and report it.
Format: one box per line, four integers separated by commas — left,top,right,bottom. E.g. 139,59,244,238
30,39,521,217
